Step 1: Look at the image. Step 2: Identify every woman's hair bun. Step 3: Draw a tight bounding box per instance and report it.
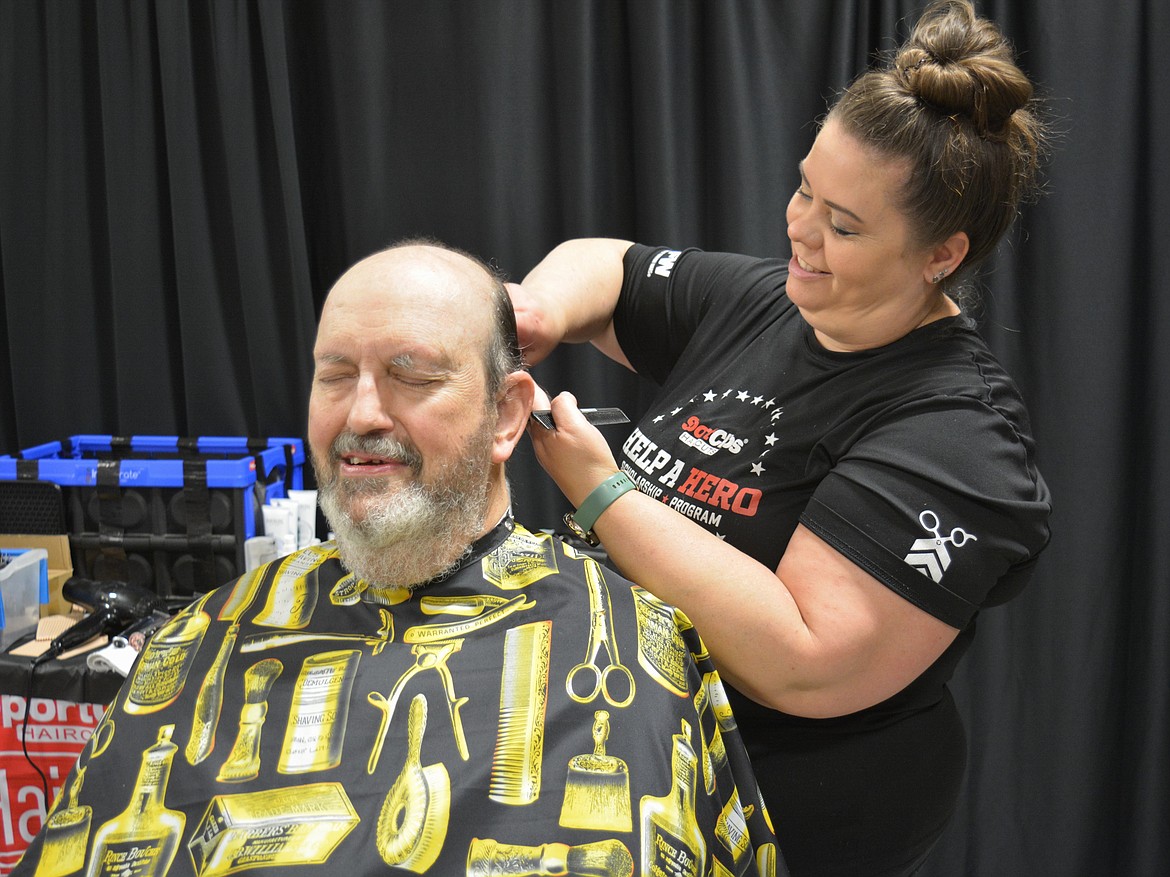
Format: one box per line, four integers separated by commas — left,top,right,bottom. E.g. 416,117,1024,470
895,0,1033,139
830,0,1049,272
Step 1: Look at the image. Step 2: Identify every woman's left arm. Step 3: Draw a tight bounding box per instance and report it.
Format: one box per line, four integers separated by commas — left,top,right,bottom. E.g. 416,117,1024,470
530,389,960,719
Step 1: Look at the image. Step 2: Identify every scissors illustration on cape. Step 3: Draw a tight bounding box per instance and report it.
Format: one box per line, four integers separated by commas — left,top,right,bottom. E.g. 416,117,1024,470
566,557,635,708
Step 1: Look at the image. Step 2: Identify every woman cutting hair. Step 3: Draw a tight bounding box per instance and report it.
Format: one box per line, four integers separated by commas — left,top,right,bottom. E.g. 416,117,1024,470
513,2,1052,874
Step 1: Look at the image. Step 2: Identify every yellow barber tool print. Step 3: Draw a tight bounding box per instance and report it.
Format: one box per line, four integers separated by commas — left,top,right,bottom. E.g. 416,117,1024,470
566,559,635,708
376,693,450,872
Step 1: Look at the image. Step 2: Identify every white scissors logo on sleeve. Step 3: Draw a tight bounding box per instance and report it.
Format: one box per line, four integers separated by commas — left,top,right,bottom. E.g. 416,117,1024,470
904,510,977,583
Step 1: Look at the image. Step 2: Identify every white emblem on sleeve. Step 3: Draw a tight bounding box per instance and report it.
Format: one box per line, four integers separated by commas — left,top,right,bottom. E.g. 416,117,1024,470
646,249,681,278
904,510,977,582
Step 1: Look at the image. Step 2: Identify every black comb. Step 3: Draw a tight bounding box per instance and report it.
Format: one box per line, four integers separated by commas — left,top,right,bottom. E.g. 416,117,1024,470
530,408,630,430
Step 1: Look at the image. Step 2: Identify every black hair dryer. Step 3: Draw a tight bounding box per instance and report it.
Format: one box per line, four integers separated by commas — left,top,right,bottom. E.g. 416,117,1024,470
44,578,167,660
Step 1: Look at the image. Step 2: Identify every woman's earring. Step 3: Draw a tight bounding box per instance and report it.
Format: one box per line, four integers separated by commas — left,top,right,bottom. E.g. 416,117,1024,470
931,268,949,284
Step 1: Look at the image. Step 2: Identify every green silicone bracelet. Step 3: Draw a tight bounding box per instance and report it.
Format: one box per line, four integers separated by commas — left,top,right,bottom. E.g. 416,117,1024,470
563,472,637,546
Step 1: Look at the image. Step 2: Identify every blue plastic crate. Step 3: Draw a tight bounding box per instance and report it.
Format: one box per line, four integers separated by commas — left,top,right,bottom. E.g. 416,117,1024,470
0,436,305,600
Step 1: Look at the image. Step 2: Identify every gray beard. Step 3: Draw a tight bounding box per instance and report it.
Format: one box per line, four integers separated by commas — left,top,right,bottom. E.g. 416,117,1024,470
314,423,494,590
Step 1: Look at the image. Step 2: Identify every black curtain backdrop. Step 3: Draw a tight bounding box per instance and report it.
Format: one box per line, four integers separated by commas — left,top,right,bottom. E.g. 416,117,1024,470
1,2,1166,874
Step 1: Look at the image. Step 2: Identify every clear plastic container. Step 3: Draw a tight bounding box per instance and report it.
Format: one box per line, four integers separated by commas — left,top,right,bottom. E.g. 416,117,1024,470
0,547,48,649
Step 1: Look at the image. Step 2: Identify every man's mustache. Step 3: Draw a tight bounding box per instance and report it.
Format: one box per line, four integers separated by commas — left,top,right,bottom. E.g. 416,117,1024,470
328,431,423,475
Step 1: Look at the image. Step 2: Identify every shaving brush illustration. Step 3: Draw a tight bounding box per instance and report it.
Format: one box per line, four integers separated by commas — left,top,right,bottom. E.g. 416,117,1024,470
216,658,283,782
466,838,634,877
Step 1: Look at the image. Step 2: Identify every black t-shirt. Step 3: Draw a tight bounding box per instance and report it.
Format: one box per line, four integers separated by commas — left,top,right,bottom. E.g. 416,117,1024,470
616,242,1048,626
613,245,1052,873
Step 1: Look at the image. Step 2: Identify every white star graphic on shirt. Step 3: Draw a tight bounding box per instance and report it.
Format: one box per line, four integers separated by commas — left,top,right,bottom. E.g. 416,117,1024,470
751,462,765,476
704,390,717,402
765,398,776,408
671,407,683,416
765,433,778,446
736,391,749,401
771,409,784,422
752,395,763,406
654,414,665,423
723,389,733,398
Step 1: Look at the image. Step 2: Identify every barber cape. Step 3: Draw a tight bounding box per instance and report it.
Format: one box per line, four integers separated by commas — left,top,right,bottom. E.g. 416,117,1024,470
16,517,785,877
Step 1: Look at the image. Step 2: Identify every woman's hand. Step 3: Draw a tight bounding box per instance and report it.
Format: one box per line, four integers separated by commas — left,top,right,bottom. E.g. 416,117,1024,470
509,239,635,368
526,387,621,506
507,282,562,367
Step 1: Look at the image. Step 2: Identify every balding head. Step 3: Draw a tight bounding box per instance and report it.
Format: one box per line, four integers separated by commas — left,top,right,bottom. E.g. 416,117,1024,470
322,241,522,396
